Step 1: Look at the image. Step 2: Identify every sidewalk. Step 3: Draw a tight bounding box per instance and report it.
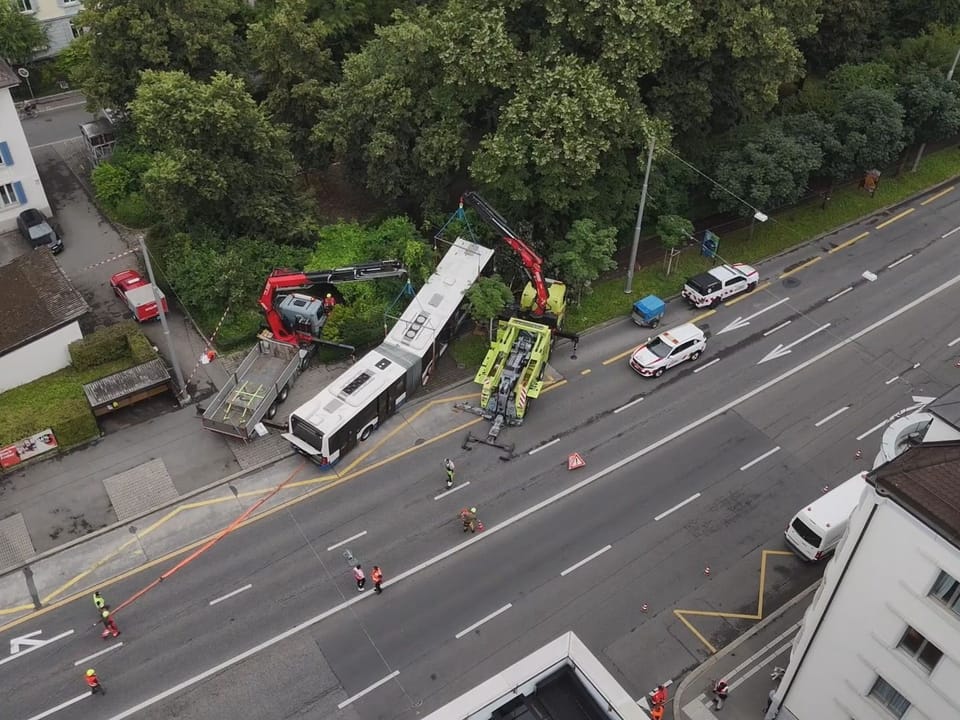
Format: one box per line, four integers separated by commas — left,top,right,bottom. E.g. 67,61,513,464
673,583,819,720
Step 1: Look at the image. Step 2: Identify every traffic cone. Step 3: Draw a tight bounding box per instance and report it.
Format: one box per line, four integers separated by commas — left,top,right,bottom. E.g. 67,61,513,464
822,485,830,493
854,449,862,459
704,565,711,577
641,603,649,613
955,359,960,368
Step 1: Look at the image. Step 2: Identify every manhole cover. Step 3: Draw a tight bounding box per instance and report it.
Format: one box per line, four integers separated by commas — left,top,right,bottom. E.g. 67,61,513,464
782,276,801,288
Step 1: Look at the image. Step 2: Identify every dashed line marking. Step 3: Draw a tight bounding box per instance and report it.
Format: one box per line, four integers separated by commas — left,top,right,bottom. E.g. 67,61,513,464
815,405,850,427
434,482,470,500
885,376,900,385
560,545,612,576
876,207,915,229
613,397,644,414
654,493,701,521
778,257,821,279
455,604,512,639
209,584,252,606
690,309,717,324
944,225,960,238
73,642,123,666
724,281,771,307
580,368,592,375
692,358,719,374
828,231,869,255
826,287,853,302
326,531,367,552
529,438,559,455
857,420,890,442
921,186,954,205
763,320,791,336
740,447,780,471
24,693,90,720
337,670,400,709
887,254,913,269
949,338,960,348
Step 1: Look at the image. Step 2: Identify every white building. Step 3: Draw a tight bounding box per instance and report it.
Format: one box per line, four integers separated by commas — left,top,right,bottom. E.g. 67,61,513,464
0,61,52,233
17,0,84,58
771,440,960,720
0,248,88,392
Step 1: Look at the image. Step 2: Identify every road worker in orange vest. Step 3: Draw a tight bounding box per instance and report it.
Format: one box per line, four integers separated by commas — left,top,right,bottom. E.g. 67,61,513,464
85,668,104,694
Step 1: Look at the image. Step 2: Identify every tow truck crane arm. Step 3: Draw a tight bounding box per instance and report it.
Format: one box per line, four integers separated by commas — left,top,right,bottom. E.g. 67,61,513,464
259,260,407,347
461,191,549,318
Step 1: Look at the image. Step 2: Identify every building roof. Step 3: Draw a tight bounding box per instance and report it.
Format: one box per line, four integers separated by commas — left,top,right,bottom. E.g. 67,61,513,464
928,386,960,430
0,249,89,356
867,440,960,550
82,358,170,408
0,61,20,91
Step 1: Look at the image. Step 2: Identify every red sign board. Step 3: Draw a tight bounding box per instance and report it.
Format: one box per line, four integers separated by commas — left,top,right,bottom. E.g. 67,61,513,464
0,429,58,469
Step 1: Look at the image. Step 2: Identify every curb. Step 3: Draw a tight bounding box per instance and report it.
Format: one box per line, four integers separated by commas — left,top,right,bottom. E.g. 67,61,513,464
671,580,821,720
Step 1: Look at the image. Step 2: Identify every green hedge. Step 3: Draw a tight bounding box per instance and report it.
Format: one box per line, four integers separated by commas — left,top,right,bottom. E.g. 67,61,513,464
69,322,158,370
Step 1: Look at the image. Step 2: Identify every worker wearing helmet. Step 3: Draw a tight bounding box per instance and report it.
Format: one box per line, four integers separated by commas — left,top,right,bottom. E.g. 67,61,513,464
85,668,104,694
444,458,455,488
323,293,337,313
459,507,478,533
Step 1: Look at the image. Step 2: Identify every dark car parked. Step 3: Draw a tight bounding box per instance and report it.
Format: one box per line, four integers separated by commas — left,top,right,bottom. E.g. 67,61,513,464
17,208,63,254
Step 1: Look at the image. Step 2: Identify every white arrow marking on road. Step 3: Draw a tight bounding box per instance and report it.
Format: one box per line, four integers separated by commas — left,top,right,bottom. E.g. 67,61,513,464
758,324,832,364
2,629,74,666
717,297,790,335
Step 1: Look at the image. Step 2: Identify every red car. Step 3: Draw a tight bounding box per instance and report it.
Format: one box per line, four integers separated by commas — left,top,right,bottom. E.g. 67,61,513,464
110,269,168,322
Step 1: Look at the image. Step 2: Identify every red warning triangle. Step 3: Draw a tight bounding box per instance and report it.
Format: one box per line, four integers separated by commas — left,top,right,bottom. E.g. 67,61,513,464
568,452,586,470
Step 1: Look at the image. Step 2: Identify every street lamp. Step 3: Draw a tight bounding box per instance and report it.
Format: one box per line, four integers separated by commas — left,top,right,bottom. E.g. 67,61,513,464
625,135,655,294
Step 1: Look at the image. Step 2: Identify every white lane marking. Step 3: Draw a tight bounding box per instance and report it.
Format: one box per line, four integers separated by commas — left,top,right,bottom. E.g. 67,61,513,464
25,694,90,720
730,641,793,692
814,405,850,427
693,358,720,374
336,670,400,709
943,225,960,238
857,419,890,441
209,584,252,606
73,642,124,666
826,287,853,302
949,337,960,348
560,545,612,576
102,271,960,720
723,621,802,683
912,362,920,369
717,297,790,335
763,320,791,336
739,447,781,471
455,604,513,639
654,493,701,521
27,135,84,150
326,531,367,552
613,397,645,414
529,438,560,454
887,254,913,269
885,376,900,385
758,323,832,364
2,630,74,666
434,481,470,500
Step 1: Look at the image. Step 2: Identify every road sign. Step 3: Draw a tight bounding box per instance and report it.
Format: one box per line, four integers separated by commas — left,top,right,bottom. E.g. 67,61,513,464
17,68,29,78
567,452,586,470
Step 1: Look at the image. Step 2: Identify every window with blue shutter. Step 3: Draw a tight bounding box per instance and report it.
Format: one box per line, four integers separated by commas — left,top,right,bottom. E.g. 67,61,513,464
13,181,27,204
0,142,12,166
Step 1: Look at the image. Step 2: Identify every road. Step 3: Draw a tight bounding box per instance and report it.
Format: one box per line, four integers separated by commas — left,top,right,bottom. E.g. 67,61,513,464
3,187,960,720
21,97,94,149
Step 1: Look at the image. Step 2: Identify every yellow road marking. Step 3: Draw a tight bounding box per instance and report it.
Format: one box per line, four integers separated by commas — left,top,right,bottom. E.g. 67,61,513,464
921,186,954,206
778,257,821,279
876,207,915,229
580,368,592,375
673,549,795,654
690,309,716,324
724,281,771,307
541,379,568,394
827,231,869,255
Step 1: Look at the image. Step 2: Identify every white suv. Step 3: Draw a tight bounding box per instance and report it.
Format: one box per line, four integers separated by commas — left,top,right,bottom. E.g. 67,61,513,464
629,323,706,377
682,263,758,308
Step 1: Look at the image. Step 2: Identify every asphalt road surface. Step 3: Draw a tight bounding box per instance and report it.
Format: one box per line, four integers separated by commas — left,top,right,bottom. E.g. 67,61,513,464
3,189,960,720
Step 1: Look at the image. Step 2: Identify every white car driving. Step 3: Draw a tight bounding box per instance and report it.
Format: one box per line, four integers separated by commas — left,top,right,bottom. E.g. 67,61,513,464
629,323,706,377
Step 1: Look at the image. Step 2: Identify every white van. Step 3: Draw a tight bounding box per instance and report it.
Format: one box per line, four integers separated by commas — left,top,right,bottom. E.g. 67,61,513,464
784,473,868,561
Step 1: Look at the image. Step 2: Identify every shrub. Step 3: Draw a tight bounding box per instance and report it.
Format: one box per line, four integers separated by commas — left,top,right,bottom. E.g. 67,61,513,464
68,322,156,369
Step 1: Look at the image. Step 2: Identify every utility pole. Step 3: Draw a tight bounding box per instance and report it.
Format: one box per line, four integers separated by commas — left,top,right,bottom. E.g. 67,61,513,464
138,234,190,404
911,45,960,171
625,135,656,294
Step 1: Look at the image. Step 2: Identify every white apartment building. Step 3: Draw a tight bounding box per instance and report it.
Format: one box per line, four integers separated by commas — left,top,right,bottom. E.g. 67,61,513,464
771,440,960,720
0,62,51,232
16,0,84,58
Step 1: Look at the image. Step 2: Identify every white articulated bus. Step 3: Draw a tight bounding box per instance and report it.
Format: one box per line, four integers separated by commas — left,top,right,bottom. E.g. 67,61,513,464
283,237,494,466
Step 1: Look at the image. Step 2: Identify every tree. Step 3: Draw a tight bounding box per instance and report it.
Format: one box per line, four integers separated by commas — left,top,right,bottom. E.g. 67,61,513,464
0,0,48,65
129,70,303,238
656,214,693,276
826,62,898,100
823,88,906,183
886,23,960,74
896,69,960,147
465,276,514,338
247,0,336,170
800,0,888,73
547,219,617,303
711,121,824,215
72,0,241,110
